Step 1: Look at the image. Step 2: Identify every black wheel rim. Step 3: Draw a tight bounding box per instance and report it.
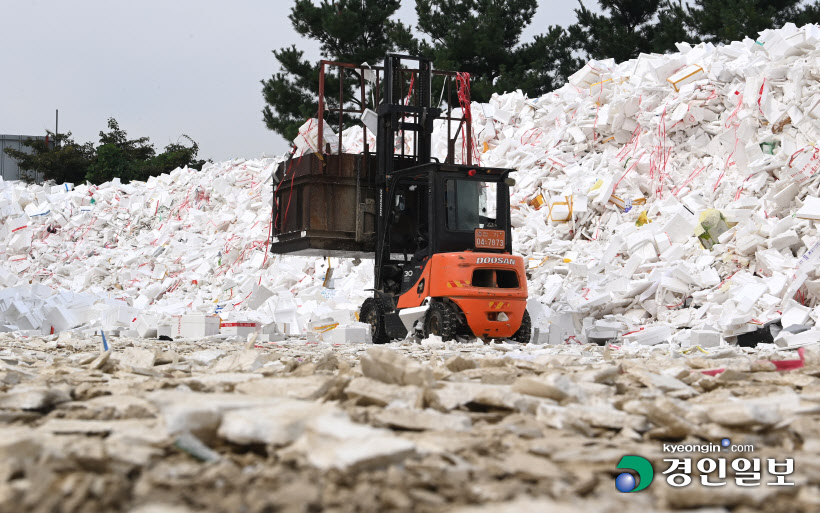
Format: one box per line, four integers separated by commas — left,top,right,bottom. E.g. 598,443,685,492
430,314,441,336
364,310,378,334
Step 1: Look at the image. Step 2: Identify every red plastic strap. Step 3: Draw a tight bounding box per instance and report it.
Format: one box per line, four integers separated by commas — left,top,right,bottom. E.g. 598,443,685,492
673,165,706,197
734,175,751,201
724,93,744,128
455,72,480,165
404,74,415,106
613,153,642,191
713,133,739,192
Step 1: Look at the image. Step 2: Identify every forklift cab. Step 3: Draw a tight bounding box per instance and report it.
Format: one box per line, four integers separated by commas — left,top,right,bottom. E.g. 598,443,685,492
369,161,527,343
376,162,515,296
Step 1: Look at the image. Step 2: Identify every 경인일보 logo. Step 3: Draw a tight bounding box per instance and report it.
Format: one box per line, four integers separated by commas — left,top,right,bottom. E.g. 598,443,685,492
615,455,654,492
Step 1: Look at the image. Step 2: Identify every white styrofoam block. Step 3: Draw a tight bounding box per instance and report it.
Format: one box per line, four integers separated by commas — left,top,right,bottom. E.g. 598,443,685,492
7,231,32,254
493,109,513,125
660,275,688,294
325,323,371,344
7,216,29,234
541,274,563,304
654,233,672,254
568,62,601,88
796,197,820,220
660,211,697,244
168,314,220,339
667,64,705,92
293,118,338,154
103,307,136,329
769,229,799,250
44,305,78,333
220,321,259,337
247,285,275,310
547,322,564,345
781,300,811,329
567,127,586,143
135,314,159,338
256,332,286,343
690,329,721,348
530,327,550,345
774,329,820,348
16,312,43,332
623,325,672,346
626,229,655,253
157,324,173,339
5,301,30,320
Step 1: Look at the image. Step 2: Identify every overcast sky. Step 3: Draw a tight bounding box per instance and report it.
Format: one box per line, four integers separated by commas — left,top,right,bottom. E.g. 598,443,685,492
0,1,582,162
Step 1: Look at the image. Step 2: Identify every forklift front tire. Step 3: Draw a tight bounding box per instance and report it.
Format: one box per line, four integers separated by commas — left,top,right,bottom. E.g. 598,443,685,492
423,302,458,341
360,298,390,344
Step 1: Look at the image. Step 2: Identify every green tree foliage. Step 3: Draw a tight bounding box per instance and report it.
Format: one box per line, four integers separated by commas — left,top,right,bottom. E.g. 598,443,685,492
87,118,206,184
86,118,155,184
3,118,206,185
651,1,691,53
493,26,583,100
568,0,820,64
261,0,413,141
2,132,94,184
686,0,812,44
569,0,666,62
414,0,532,101
795,1,820,25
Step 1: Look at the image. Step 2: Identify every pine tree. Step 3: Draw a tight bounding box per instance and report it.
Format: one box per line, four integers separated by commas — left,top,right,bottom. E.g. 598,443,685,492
686,0,809,44
567,0,670,63
651,1,692,53
261,0,413,141
412,0,571,101
493,26,583,99
795,1,820,25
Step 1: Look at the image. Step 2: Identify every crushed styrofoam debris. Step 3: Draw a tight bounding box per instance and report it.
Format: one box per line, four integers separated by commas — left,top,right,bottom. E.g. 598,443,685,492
0,299,818,510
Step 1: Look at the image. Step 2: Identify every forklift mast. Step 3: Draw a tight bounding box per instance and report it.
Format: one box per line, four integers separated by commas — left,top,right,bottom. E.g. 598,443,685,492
376,54,441,180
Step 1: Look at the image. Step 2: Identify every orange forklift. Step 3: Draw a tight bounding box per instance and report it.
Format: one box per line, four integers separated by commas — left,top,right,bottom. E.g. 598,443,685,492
271,54,529,343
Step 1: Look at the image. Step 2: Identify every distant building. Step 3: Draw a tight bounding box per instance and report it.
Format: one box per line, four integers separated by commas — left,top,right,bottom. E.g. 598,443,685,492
0,134,52,182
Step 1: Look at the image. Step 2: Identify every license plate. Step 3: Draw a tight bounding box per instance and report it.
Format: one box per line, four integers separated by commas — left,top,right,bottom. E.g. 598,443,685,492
474,229,505,249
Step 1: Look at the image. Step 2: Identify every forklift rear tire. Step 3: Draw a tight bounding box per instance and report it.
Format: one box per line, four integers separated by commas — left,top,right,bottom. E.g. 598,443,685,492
423,302,458,341
360,298,390,344
511,310,532,344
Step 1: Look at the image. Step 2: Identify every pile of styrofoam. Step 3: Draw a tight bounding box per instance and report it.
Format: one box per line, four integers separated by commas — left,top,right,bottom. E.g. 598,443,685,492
2,23,820,348
465,22,820,347
0,159,374,339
